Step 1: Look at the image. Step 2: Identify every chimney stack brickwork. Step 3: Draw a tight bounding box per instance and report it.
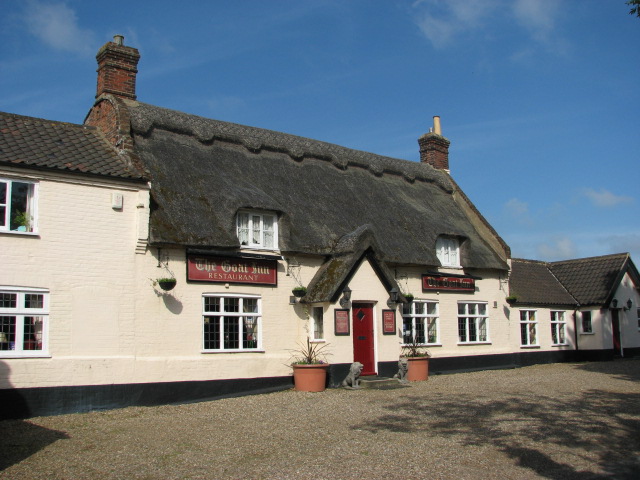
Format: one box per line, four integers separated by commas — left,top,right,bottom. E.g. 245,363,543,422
418,132,450,171
95,39,140,100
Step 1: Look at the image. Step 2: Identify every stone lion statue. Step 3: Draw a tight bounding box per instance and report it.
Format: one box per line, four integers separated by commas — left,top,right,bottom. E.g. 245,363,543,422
393,357,409,383
341,362,364,388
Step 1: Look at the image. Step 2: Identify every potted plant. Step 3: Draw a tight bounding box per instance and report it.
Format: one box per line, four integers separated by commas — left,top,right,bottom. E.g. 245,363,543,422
290,338,330,392
12,211,30,232
506,295,518,305
401,336,431,382
157,277,177,291
404,293,414,303
292,286,307,298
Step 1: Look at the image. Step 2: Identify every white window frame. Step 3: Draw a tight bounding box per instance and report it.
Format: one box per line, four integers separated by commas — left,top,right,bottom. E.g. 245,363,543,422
310,306,325,342
236,210,278,251
0,287,49,357
0,178,38,234
457,302,489,344
519,310,539,347
581,311,593,334
202,294,262,352
436,236,460,267
402,300,440,345
550,311,568,345
636,308,640,331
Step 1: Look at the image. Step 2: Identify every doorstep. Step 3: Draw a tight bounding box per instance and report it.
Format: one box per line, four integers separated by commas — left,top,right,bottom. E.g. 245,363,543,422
357,376,411,390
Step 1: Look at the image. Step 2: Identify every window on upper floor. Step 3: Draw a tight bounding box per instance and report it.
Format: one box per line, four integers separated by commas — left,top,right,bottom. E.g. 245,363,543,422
236,211,277,250
436,236,460,267
0,287,49,357
0,179,37,233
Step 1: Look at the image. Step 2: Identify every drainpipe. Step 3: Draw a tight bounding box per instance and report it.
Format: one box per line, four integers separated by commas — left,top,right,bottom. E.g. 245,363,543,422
573,306,580,360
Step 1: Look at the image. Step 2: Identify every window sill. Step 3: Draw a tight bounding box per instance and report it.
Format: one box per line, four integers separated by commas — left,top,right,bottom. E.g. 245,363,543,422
580,332,595,335
401,343,441,347
0,230,39,236
201,349,265,354
457,341,491,346
310,339,326,343
520,345,540,349
0,353,51,359
552,344,570,347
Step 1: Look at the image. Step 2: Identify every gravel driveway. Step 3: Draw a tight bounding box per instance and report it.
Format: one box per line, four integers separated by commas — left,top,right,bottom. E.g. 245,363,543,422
2,359,639,479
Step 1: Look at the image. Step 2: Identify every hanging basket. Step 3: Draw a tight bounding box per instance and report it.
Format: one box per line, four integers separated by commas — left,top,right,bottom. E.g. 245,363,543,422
158,278,177,291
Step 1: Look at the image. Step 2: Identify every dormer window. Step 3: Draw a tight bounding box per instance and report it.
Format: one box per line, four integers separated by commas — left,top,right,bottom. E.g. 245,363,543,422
237,211,277,250
436,236,460,267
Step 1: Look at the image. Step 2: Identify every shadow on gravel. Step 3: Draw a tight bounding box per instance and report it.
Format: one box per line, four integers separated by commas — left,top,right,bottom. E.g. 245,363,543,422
351,362,640,479
574,358,640,384
0,420,69,471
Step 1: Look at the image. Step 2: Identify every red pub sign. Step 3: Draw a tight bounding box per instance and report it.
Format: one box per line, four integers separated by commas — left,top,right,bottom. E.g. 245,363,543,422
187,255,277,285
422,274,475,292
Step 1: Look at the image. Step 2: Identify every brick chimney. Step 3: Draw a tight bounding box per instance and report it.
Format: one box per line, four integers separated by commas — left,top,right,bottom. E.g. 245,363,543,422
95,35,140,100
418,116,450,172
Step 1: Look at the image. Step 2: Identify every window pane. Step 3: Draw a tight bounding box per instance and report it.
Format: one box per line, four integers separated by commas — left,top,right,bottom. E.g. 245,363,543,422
402,303,411,315
403,317,413,343
237,213,249,245
263,215,274,249
9,182,31,231
478,304,486,316
243,298,258,313
528,323,537,344
415,318,426,343
458,303,466,315
414,302,425,315
223,297,239,313
204,316,220,349
0,182,6,227
223,316,239,349
458,318,467,342
23,316,43,350
24,294,44,309
469,319,477,341
204,297,220,312
427,319,437,343
478,318,487,341
427,303,437,315
0,316,16,351
251,215,261,244
243,317,258,348
0,293,17,309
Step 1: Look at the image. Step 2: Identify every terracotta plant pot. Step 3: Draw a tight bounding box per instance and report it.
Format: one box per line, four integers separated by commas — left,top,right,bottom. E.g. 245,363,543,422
407,357,429,382
292,364,328,392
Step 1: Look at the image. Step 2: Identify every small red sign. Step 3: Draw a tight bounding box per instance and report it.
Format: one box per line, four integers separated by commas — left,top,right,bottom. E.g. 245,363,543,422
422,274,475,292
188,255,277,285
382,310,396,335
334,309,350,336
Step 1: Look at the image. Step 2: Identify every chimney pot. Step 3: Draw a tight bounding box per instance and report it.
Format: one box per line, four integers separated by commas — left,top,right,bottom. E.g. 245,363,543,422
113,34,124,46
433,115,442,135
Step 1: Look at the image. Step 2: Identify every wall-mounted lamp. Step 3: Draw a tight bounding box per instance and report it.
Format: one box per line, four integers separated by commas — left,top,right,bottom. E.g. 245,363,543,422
387,287,399,309
340,286,352,309
612,299,618,308
624,298,633,311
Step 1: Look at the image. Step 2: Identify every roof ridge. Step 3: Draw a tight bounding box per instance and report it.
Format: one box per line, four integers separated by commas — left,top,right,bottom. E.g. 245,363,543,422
124,101,454,193
550,252,629,266
0,110,96,131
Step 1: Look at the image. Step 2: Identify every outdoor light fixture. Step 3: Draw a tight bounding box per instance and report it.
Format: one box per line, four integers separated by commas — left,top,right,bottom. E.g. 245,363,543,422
387,287,399,309
340,286,352,309
612,299,618,308
624,299,633,311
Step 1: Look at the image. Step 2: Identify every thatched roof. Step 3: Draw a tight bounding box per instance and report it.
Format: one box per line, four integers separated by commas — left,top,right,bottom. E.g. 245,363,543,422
120,100,508,270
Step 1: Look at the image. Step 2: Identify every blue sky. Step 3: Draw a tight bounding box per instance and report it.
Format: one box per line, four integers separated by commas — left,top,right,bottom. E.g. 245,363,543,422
1,0,639,263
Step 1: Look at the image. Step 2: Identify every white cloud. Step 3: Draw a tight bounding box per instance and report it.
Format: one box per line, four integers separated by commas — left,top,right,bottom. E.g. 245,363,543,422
512,0,557,43
598,233,640,258
504,198,534,226
536,236,577,261
23,0,94,54
412,0,498,49
582,188,634,208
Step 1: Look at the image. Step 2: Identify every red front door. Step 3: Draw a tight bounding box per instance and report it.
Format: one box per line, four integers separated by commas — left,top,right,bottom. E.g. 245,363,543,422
352,303,376,376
